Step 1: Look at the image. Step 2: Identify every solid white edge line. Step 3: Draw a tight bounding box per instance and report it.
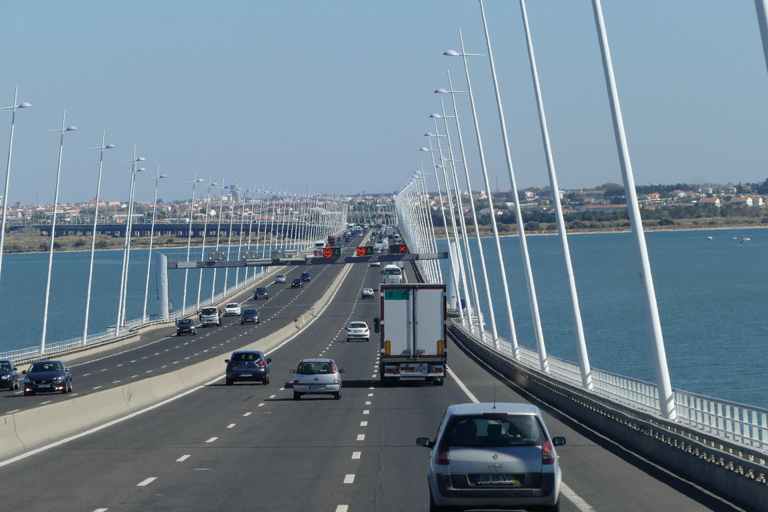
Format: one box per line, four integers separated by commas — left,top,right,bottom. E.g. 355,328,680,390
447,363,595,512
0,264,353,469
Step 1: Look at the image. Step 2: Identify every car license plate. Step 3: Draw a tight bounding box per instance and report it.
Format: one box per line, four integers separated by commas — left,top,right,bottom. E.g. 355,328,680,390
308,385,325,390
37,384,50,388
477,474,515,485
240,373,252,377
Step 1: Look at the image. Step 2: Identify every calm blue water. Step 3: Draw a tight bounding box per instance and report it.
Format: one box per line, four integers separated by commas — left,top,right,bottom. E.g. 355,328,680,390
437,228,768,410
0,244,273,353
1,230,765,410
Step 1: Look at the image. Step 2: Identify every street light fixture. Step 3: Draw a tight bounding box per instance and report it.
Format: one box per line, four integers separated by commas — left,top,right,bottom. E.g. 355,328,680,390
83,133,114,344
0,86,31,283
41,113,77,353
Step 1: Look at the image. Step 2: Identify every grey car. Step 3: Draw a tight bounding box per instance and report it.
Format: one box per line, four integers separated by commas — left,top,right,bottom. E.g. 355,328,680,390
290,358,345,400
417,402,566,512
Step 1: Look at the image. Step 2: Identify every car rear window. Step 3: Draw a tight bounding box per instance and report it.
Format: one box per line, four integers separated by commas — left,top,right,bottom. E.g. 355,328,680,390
349,322,367,328
297,361,335,375
232,353,261,362
444,415,546,447
243,309,257,314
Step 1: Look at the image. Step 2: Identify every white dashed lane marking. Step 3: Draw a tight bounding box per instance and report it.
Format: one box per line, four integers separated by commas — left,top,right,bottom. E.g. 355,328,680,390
137,477,156,486
177,455,191,462
343,474,355,484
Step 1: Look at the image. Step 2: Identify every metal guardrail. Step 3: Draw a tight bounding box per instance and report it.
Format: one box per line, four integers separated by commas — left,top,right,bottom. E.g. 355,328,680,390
1,267,277,366
455,320,768,454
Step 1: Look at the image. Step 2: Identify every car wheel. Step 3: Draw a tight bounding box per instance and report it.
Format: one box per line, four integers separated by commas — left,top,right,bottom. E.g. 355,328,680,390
263,374,270,385
333,391,341,400
293,391,301,400
68,382,73,393
434,377,444,386
429,490,452,512
535,499,561,512
226,378,233,386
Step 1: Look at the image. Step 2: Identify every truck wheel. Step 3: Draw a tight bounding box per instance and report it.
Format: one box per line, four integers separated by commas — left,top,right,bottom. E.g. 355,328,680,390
434,377,444,386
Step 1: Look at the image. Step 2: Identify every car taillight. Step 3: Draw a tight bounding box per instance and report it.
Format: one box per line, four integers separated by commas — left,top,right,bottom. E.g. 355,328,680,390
435,440,450,465
293,380,299,386
256,361,265,367
227,362,236,368
541,439,555,465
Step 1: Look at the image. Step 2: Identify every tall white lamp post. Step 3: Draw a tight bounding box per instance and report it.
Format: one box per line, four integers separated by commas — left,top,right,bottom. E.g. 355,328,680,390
83,133,114,344
182,175,204,315
116,150,145,335
0,86,30,283
142,167,167,322
41,113,76,353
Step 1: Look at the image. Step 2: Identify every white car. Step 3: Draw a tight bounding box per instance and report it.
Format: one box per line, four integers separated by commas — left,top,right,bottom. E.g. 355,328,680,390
371,261,381,267
417,402,566,512
275,274,286,283
361,288,374,299
223,303,242,316
290,359,345,400
346,321,370,342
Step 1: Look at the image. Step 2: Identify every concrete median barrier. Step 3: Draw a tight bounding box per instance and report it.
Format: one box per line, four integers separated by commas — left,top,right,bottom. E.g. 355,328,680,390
0,262,353,461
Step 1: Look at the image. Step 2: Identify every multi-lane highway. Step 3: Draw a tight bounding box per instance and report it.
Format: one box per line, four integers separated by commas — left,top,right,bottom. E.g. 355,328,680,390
0,232,747,511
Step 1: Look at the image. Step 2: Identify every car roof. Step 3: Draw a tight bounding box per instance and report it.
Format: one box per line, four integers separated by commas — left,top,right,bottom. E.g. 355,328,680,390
242,308,257,313
446,402,540,416
232,350,263,356
226,303,239,306
298,358,334,363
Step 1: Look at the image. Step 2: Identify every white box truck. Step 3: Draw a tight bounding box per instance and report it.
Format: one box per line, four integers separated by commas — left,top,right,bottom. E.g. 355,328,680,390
374,283,447,386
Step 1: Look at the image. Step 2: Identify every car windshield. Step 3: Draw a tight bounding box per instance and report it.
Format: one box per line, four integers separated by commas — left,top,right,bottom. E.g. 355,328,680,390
178,319,194,325
293,278,301,282
257,288,267,292
277,275,285,278
201,308,217,315
0,362,11,371
231,353,261,362
243,309,257,315
297,361,335,375
349,322,367,329
226,303,238,308
445,415,546,447
29,362,63,373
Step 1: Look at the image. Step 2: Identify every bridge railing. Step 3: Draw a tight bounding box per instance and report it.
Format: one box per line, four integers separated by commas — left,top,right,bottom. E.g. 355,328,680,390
460,322,768,454
1,267,276,366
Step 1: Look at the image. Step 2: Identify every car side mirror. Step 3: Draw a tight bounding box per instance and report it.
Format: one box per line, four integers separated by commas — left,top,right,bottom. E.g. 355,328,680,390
373,317,380,334
22,370,27,375
552,437,566,446
289,369,296,374
266,358,272,364
416,437,433,448
339,369,346,373
224,359,230,363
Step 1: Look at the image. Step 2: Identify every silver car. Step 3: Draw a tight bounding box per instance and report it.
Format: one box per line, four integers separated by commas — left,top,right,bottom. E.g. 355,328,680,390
275,274,286,283
346,321,370,342
417,402,566,512
290,358,345,400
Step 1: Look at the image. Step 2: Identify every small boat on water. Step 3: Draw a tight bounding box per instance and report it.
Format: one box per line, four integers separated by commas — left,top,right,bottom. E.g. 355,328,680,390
707,236,713,240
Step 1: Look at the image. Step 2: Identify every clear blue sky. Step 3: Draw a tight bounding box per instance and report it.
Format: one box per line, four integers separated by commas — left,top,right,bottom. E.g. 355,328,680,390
1,1,767,206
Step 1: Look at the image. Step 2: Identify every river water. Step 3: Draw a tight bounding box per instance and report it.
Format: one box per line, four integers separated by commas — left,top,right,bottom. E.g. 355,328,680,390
436,227,768,410
1,229,765,409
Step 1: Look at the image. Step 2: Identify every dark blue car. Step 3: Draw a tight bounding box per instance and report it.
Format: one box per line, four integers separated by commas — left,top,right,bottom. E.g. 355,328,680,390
23,360,72,396
240,308,260,325
225,351,271,385
0,359,19,391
